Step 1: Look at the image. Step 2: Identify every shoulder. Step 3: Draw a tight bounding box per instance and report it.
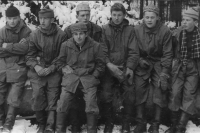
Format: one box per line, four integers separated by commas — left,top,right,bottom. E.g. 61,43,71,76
90,22,102,31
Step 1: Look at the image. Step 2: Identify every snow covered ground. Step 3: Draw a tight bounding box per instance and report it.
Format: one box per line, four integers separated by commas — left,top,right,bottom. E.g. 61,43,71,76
10,119,200,133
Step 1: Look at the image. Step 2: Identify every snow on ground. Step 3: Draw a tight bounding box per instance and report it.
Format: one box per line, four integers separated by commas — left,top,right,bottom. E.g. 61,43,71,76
11,119,200,133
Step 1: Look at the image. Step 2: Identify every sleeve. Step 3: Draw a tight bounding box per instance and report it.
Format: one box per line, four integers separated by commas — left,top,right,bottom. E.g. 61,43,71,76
126,29,140,71
101,25,110,64
0,27,31,56
52,42,67,71
92,43,105,78
161,29,173,75
25,32,39,69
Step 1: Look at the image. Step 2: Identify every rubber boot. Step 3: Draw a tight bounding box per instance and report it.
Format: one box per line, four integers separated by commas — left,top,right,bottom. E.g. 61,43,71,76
56,112,68,133
134,103,147,133
148,105,162,133
86,112,97,133
44,111,56,133
36,110,46,133
165,111,179,133
103,102,114,133
122,103,133,133
2,105,18,133
175,111,190,133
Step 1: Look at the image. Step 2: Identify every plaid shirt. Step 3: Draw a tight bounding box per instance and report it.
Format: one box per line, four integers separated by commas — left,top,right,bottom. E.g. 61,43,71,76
181,27,200,64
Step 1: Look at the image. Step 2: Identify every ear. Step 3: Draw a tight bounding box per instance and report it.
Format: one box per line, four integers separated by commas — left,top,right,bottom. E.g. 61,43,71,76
194,20,198,27
51,18,54,23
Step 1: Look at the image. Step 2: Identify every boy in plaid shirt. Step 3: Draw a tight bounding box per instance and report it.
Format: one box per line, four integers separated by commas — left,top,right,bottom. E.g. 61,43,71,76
166,8,200,133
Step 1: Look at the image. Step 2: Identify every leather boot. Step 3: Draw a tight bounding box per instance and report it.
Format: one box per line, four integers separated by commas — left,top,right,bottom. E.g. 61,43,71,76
122,103,133,133
0,104,5,129
36,110,46,133
2,105,18,133
103,102,114,133
56,112,68,133
134,104,147,133
148,105,162,133
175,111,190,133
44,111,56,133
86,112,97,133
165,111,179,133
71,107,81,133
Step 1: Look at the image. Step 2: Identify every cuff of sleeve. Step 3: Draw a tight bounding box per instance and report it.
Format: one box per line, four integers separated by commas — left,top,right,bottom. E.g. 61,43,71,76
161,67,170,75
92,70,100,79
31,62,38,70
49,65,56,73
5,43,13,52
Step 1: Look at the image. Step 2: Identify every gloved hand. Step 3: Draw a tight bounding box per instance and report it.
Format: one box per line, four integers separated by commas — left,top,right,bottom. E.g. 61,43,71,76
34,65,46,76
107,62,124,82
62,65,74,75
139,58,150,69
125,67,134,85
158,72,170,92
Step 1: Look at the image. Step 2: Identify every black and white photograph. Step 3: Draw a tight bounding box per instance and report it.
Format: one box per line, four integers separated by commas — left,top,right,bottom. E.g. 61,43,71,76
0,0,200,133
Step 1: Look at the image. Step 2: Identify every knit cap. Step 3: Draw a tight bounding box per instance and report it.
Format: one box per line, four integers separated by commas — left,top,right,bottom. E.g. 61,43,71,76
76,2,90,12
39,5,54,18
182,8,199,20
71,23,87,33
143,5,159,15
6,3,20,17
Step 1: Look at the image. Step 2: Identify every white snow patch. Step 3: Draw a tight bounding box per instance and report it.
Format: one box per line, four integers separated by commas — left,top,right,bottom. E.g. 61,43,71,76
9,120,200,133
11,119,37,133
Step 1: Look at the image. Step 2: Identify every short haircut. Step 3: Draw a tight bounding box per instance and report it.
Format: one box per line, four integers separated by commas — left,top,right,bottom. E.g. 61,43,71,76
110,3,126,15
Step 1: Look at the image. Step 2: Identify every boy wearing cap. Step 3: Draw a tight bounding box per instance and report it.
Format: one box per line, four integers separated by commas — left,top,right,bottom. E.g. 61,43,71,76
64,2,102,42
0,4,31,133
26,5,66,133
133,5,173,133
166,8,200,133
64,2,102,132
54,22,105,133
100,3,139,133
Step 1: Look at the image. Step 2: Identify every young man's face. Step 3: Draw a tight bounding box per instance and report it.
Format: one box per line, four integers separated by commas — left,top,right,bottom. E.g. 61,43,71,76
182,16,197,32
111,11,125,25
39,17,54,29
76,11,90,24
143,12,159,28
73,31,87,45
6,16,20,28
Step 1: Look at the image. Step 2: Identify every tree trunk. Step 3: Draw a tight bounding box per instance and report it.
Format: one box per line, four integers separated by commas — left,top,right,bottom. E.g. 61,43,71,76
140,0,144,19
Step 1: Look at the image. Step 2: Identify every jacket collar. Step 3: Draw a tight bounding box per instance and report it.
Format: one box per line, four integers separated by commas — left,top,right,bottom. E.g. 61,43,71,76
108,18,129,31
67,37,93,52
5,19,25,33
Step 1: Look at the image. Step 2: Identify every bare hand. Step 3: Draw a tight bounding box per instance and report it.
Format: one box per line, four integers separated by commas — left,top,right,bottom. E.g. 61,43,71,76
34,65,46,76
19,38,27,44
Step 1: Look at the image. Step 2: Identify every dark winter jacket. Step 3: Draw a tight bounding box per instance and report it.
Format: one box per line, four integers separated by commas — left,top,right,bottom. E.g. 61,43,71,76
134,21,173,75
0,19,31,82
102,19,139,70
54,36,105,93
26,23,67,71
